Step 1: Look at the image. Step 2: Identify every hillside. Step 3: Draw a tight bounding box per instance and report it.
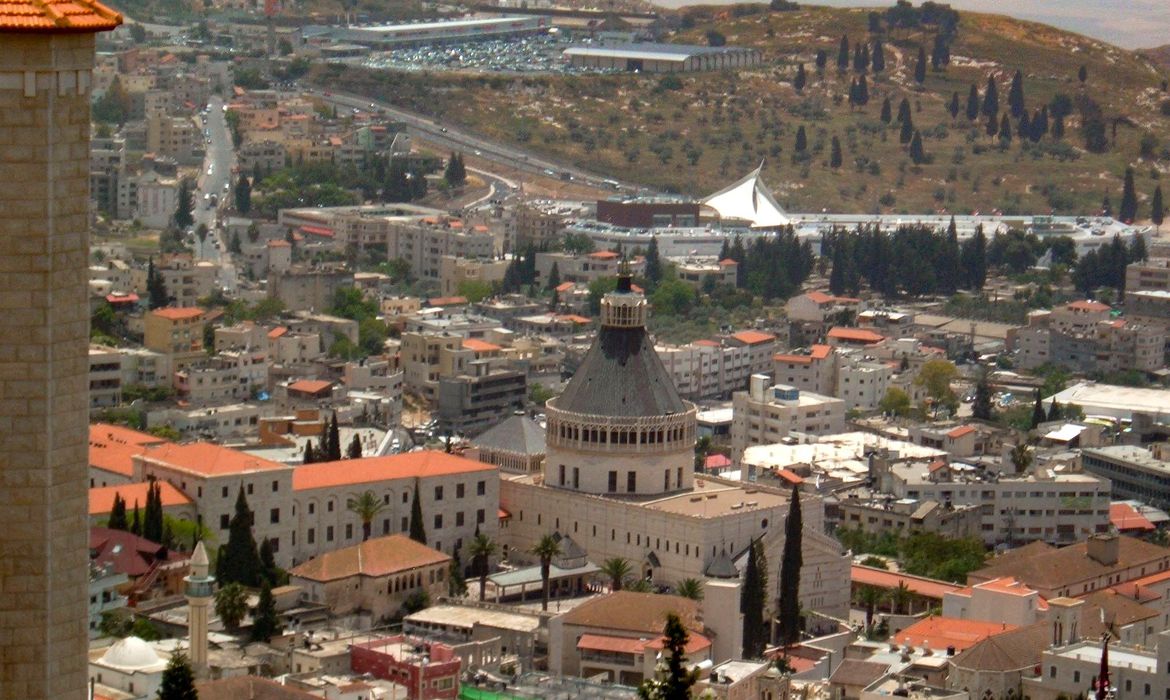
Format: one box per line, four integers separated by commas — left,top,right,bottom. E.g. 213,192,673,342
315,3,1170,216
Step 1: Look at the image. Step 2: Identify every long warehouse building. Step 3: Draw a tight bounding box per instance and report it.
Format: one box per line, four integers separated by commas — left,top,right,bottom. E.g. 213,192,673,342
563,43,761,73
332,15,550,48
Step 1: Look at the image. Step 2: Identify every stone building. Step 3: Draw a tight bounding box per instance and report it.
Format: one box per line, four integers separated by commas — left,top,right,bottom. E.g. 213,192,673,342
0,3,121,697
500,266,851,623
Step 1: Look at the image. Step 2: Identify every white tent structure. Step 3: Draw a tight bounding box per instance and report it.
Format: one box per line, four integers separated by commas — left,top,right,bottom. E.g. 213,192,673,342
702,163,791,228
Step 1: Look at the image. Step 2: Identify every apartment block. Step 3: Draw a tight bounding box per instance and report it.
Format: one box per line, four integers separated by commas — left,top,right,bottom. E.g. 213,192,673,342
437,365,528,437
1081,444,1170,511
1011,301,1164,373
731,375,846,459
656,331,777,401
144,307,207,372
438,255,508,297
268,267,355,312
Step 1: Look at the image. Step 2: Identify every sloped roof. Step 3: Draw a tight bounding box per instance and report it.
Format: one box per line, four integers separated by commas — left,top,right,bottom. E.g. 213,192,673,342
472,413,546,456
0,0,121,32
970,536,1170,590
851,565,960,600
950,622,1049,672
198,676,320,700
554,325,687,417
89,481,191,515
140,442,288,477
702,164,790,228
293,450,493,490
829,659,888,687
559,591,701,635
151,307,203,321
90,527,184,578
289,534,450,582
705,550,739,579
895,616,1012,653
89,423,169,477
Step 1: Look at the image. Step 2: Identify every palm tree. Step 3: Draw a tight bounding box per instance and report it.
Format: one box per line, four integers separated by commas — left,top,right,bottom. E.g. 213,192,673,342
530,534,562,612
855,585,885,633
468,531,498,602
675,578,704,601
626,577,653,593
890,581,913,615
599,557,632,592
346,490,385,542
214,582,248,632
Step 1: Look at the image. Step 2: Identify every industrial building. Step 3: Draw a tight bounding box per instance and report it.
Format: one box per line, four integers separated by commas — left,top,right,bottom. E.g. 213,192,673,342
562,43,761,73
329,15,550,48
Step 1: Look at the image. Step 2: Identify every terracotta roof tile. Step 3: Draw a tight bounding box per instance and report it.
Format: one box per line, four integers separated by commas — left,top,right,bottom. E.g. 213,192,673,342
462,338,501,353
950,622,1049,673
829,659,889,687
827,327,885,344
151,307,204,321
851,565,961,600
89,423,169,477
289,534,450,582
287,379,332,394
90,481,191,515
895,616,1013,653
970,536,1170,591
0,0,121,32
558,591,701,635
730,330,776,345
139,442,288,477
293,451,494,491
947,425,977,439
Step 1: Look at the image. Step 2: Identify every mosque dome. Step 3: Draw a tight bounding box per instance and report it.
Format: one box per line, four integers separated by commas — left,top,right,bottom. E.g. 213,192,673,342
100,636,162,669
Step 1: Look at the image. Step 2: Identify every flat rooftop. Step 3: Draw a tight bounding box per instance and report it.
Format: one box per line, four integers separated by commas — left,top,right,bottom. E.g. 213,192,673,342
1048,382,1170,420
1056,641,1156,673
405,605,541,633
1083,445,1170,473
742,432,945,471
563,43,756,61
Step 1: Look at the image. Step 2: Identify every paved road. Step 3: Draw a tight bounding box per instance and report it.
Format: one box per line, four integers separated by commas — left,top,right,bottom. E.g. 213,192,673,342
313,89,640,194
195,96,239,293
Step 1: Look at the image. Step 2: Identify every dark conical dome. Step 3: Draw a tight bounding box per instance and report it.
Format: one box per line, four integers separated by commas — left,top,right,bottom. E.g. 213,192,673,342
555,325,686,417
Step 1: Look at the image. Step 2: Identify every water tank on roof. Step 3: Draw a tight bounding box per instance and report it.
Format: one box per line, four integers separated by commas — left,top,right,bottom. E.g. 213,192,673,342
772,385,799,402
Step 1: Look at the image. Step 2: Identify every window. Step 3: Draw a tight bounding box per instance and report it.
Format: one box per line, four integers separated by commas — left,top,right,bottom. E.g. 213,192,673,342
477,480,486,496
220,514,230,529
270,508,280,524
403,491,409,504
573,467,580,490
456,483,465,498
345,524,353,539
269,537,279,552
559,464,565,486
326,526,334,542
477,509,485,524
327,500,334,513
308,528,315,544
309,503,315,515
434,514,443,529
627,471,636,492
608,471,617,492
247,483,253,495
456,512,464,527
402,516,408,531
434,485,444,501
383,519,390,535
272,480,279,492
222,486,229,498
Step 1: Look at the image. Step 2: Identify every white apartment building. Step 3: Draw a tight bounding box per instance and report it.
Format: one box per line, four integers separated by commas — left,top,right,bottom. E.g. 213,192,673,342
837,355,894,412
174,350,269,406
88,345,174,408
134,170,178,229
731,375,846,460
130,257,217,309
656,331,777,401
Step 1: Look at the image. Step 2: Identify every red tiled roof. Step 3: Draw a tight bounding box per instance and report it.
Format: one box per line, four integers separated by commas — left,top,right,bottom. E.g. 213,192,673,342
775,468,804,485
587,250,620,260
1110,503,1155,532
805,291,837,304
428,296,468,307
852,565,961,600
90,481,192,515
289,534,450,582
462,338,501,353
288,379,332,395
947,425,977,439
267,240,291,248
718,258,738,266
299,225,334,237
1067,300,1111,312
293,451,494,491
693,339,720,347
140,442,287,477
643,632,712,654
731,330,776,345
90,527,185,577
555,281,575,293
106,292,139,304
558,314,591,324
89,423,169,477
774,344,832,364
267,326,288,339
576,634,646,655
152,307,203,321
705,454,732,470
827,327,885,344
895,616,1014,654
0,0,122,32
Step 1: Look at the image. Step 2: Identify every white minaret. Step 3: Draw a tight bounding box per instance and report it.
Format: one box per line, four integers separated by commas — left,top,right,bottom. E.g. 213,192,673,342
185,541,215,676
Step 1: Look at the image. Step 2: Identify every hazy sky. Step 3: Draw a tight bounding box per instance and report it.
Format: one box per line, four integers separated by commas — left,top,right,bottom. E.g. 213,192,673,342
649,0,1170,50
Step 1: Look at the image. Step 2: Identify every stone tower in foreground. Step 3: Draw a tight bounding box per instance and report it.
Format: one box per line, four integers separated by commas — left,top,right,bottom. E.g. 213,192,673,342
0,2,121,697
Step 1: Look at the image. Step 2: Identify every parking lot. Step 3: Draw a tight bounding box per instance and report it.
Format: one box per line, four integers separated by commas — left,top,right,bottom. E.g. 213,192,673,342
349,35,615,75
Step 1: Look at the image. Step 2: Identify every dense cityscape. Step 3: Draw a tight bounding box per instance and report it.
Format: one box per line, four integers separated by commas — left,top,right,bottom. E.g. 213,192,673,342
2,1,1170,700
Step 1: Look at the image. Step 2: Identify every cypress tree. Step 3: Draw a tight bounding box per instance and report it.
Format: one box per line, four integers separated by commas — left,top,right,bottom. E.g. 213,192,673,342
1031,389,1046,429
830,136,843,168
793,63,806,93
794,125,807,153
251,581,282,642
303,439,316,464
409,484,426,544
939,217,960,294
347,433,363,459
900,113,914,144
965,84,979,121
219,486,262,587
234,174,251,214
872,39,885,73
1008,69,1025,118
146,257,169,310
130,500,141,536
1047,400,1062,422
972,371,993,420
836,35,849,72
108,493,128,531
328,412,341,461
1120,168,1138,223
1152,185,1164,229
982,75,999,119
1078,65,1087,84
546,261,561,290
144,480,164,544
909,131,926,164
815,48,827,73
644,235,663,288
879,97,891,124
914,45,926,84
174,179,194,230
896,97,911,125
857,75,869,105
778,485,803,646
999,113,1012,144
157,651,198,700
740,539,767,659
829,241,848,296
985,114,999,138
948,91,960,121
